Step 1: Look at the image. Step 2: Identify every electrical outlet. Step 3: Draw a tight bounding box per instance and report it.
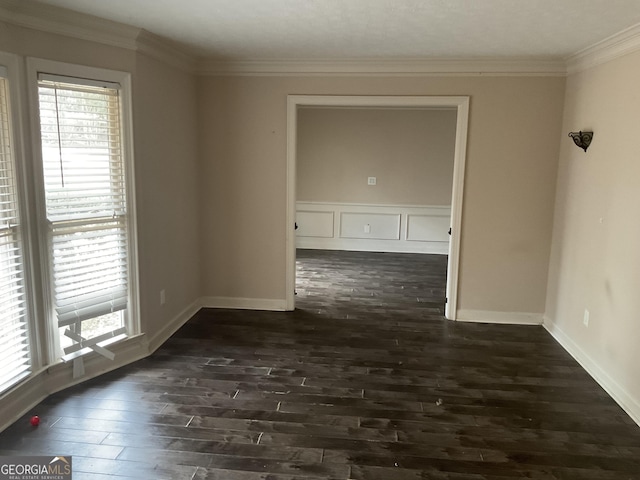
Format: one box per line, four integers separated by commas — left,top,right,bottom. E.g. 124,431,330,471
364,224,371,233
367,176,377,185
160,289,166,306
583,309,589,327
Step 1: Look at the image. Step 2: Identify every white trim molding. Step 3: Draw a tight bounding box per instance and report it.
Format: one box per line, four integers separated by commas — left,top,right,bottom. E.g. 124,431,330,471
135,30,197,73
198,57,567,77
0,333,148,433
0,296,205,433
456,310,543,325
201,297,288,312
0,371,48,435
0,0,196,72
286,95,469,319
0,0,139,51
544,316,640,427
4,0,640,77
296,202,451,254
146,299,203,353
567,22,640,74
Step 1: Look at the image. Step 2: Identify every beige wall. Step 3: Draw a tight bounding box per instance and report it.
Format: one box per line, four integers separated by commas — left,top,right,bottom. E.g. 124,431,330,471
0,23,201,342
297,107,456,205
133,53,201,335
545,50,640,414
198,75,565,312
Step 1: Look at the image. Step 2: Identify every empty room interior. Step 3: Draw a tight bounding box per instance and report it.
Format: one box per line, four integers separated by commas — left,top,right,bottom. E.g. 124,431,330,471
1,0,640,478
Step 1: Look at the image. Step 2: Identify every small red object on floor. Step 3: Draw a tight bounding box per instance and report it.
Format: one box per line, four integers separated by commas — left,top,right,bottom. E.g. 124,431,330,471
30,415,40,427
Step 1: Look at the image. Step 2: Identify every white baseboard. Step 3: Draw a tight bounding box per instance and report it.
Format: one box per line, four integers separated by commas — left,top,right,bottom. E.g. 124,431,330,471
0,371,49,434
147,298,203,353
543,316,640,427
456,309,543,325
0,297,203,433
201,296,288,311
0,334,149,433
44,334,149,395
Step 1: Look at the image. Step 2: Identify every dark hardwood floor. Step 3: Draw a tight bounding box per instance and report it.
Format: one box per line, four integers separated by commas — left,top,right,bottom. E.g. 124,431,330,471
1,249,640,479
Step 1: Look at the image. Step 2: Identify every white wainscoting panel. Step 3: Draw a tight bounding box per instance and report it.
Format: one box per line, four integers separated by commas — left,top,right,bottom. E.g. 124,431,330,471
296,202,450,254
296,210,334,238
407,214,451,242
340,213,401,240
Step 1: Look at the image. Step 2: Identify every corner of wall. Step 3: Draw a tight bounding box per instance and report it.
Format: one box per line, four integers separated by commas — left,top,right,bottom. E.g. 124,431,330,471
0,297,204,433
543,315,640,427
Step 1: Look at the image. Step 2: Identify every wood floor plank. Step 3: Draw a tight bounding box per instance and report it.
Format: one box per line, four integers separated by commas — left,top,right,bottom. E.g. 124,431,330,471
115,442,322,464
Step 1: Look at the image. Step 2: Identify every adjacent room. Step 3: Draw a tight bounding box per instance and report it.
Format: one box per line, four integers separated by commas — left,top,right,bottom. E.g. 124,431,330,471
1,0,640,478
294,105,457,306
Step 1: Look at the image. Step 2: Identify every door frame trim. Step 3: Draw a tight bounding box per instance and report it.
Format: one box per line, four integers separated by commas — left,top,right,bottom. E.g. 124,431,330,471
285,95,470,320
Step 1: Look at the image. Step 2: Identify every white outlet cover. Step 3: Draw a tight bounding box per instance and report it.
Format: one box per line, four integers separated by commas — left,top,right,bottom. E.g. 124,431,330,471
368,177,377,185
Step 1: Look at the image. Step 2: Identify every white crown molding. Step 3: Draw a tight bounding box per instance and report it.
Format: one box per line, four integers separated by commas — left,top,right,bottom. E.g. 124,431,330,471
197,57,567,77
0,0,139,50
136,30,197,73
0,0,196,72
3,0,640,78
567,22,640,74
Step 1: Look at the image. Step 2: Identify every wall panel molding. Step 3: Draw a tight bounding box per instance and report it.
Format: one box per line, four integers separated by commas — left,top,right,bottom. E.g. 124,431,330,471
296,202,451,254
296,210,334,238
340,212,401,240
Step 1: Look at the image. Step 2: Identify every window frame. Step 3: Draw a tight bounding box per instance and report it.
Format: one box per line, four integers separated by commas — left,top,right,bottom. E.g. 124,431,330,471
26,58,140,364
0,51,40,392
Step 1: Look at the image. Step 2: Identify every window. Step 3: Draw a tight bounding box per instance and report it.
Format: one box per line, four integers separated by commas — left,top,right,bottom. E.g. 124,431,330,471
0,57,138,395
35,70,136,361
0,65,31,393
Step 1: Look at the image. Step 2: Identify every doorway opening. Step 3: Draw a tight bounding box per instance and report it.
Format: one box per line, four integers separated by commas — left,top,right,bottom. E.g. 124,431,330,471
286,96,469,320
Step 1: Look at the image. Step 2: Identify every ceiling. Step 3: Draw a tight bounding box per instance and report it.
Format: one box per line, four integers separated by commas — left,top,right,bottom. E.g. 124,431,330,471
28,0,640,60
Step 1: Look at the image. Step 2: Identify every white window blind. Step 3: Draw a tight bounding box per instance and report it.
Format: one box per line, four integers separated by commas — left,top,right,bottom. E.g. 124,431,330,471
37,75,129,356
0,71,31,393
